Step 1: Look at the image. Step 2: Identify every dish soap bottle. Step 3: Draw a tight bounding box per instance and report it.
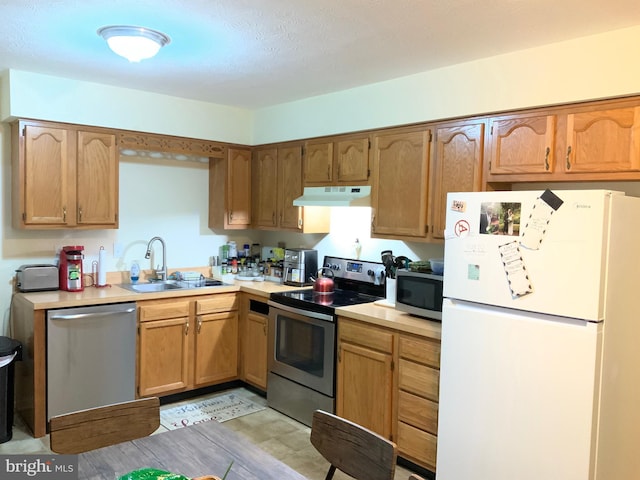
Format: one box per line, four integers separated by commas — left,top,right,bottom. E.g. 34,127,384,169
130,260,140,284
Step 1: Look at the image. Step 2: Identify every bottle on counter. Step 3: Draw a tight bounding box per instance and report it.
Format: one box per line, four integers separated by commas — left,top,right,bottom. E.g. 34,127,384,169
130,260,140,284
228,241,237,259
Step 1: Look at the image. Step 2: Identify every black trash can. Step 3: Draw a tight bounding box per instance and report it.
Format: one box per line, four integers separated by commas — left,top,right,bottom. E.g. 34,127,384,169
0,337,22,443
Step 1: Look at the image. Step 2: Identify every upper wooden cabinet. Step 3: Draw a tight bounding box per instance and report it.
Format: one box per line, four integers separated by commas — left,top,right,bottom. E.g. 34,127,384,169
564,105,640,174
12,120,119,229
485,98,640,184
371,128,431,239
252,145,329,233
303,135,370,186
209,146,251,230
488,113,556,175
430,121,484,240
278,145,305,230
252,147,279,228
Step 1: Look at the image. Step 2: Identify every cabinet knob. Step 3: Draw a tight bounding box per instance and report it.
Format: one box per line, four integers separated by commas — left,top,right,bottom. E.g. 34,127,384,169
185,319,189,336
566,146,572,170
197,316,202,334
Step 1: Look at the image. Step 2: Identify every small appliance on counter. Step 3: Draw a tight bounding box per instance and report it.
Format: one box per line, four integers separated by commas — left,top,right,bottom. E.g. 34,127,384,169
395,269,443,321
59,245,85,292
15,264,59,292
283,248,318,286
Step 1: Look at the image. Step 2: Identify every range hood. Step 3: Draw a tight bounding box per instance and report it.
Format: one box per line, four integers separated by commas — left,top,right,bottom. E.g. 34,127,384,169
293,186,371,207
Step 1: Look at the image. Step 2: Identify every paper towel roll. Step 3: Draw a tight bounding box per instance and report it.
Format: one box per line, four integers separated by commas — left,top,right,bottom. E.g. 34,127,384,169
98,246,107,286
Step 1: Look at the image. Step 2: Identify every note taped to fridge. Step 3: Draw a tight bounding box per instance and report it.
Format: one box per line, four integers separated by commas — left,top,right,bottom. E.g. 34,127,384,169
520,189,564,250
498,241,533,298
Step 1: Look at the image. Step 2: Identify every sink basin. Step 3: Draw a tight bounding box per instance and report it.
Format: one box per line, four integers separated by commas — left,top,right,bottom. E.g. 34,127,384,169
119,281,184,293
118,278,224,293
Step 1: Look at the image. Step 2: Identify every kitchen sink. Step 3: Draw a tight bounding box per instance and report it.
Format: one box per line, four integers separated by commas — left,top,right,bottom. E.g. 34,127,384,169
118,278,224,293
118,281,184,293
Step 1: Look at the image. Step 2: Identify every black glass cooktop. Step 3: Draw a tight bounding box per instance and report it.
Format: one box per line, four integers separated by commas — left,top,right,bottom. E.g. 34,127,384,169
270,288,383,316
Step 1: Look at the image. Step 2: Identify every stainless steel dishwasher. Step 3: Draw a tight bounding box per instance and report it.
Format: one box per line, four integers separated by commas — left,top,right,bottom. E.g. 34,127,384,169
47,302,136,419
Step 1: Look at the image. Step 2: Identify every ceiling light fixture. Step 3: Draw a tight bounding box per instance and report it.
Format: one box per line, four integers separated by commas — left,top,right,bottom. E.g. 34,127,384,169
97,25,170,63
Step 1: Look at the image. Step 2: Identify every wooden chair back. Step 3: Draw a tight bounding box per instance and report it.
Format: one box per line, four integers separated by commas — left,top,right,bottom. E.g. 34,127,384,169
49,397,160,454
310,410,397,480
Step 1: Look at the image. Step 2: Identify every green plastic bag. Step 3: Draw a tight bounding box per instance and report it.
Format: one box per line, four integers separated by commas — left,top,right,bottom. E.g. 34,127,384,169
118,468,190,480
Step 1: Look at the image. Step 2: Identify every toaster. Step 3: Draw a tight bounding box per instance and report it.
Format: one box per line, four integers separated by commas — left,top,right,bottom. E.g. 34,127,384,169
16,264,59,292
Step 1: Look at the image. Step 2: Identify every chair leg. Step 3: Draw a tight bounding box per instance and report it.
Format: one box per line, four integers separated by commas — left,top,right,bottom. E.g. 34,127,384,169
324,465,337,480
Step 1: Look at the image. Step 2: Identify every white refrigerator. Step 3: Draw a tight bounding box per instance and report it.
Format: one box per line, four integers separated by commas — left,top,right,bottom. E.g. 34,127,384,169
436,189,640,480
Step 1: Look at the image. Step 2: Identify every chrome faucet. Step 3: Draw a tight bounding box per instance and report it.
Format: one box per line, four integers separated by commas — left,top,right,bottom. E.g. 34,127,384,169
145,236,167,281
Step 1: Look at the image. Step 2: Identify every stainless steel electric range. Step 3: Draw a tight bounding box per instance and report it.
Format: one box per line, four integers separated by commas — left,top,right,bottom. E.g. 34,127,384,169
267,256,386,426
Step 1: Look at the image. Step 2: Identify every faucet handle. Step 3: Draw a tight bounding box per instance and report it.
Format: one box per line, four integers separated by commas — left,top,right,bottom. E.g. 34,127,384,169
155,265,165,280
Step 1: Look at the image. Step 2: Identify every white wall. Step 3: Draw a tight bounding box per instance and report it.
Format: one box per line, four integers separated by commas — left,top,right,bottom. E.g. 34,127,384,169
253,25,640,144
1,70,253,145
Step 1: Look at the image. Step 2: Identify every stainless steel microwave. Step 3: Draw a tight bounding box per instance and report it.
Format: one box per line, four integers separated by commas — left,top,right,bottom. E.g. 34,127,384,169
395,270,443,321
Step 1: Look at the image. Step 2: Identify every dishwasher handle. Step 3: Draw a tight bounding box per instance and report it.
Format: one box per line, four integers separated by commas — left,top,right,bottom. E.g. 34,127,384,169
49,307,136,321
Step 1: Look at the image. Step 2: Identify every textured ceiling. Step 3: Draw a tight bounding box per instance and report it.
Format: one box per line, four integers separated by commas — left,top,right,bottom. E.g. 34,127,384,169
1,0,639,109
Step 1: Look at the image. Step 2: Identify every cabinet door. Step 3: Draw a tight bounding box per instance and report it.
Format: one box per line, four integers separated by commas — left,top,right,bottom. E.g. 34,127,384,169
431,122,484,239
252,148,278,228
488,114,555,174
565,106,640,173
23,125,71,225
303,141,333,185
335,136,370,184
337,342,393,439
371,130,430,238
194,311,238,385
243,312,268,389
138,317,190,396
278,146,303,230
336,319,394,440
227,147,252,226
76,131,118,226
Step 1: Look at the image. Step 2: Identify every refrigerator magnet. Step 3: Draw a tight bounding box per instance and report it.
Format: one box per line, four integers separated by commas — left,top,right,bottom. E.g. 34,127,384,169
498,241,533,298
520,189,564,250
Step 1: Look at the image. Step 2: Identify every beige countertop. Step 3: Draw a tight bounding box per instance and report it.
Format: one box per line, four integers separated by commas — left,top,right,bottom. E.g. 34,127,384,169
336,301,442,339
16,278,304,310
16,278,440,339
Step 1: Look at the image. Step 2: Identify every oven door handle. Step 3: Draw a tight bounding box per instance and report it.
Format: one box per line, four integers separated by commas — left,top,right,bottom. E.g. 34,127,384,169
267,301,334,323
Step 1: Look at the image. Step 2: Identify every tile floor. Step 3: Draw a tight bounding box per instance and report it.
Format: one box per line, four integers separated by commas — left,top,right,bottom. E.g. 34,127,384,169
0,388,418,480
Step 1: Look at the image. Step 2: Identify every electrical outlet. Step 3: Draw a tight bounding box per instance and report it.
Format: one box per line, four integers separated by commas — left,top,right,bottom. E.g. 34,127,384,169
113,242,124,258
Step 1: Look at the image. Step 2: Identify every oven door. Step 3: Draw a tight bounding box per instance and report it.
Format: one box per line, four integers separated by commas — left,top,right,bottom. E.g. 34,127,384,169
267,302,335,397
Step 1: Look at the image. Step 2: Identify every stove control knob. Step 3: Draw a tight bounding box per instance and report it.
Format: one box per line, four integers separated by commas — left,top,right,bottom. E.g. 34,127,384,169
367,269,374,276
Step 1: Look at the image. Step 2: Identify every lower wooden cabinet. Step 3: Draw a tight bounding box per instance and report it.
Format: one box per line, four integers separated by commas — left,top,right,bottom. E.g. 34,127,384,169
396,334,441,471
240,294,269,390
138,293,239,397
336,317,441,473
336,318,394,440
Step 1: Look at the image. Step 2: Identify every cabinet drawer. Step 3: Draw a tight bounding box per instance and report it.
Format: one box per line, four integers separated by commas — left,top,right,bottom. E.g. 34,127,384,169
399,359,439,401
196,294,238,314
398,390,438,434
397,421,437,471
338,319,393,353
139,301,190,322
399,335,440,368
